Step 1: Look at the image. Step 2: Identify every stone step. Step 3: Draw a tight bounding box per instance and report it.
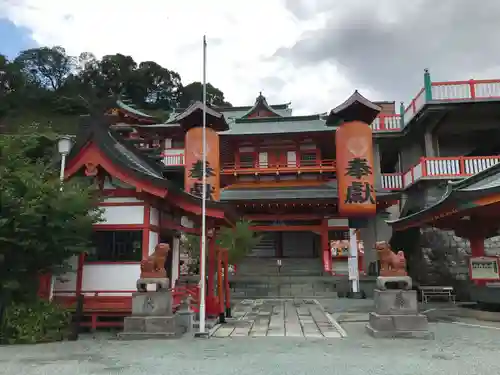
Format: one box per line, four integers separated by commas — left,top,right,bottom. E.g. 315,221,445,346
117,332,179,340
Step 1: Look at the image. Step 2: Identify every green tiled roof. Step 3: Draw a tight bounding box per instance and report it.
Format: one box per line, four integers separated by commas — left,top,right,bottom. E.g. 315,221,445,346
220,184,339,201
117,100,154,119
221,107,292,120
220,183,399,201
220,115,332,135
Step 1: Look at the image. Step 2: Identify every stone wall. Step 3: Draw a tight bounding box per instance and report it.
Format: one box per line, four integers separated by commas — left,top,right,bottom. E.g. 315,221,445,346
418,227,500,300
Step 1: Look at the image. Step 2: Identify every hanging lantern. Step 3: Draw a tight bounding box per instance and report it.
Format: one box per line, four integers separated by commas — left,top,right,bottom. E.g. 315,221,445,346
336,121,376,216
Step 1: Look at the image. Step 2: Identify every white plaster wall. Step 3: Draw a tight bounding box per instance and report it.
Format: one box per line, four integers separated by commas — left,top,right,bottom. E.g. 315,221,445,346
150,207,159,226
102,205,144,225
81,264,139,295
53,256,78,293
149,231,159,254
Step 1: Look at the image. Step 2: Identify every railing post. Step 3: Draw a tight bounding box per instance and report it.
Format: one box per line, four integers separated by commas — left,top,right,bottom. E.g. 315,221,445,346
424,68,432,101
469,79,476,99
379,114,385,131
420,157,427,177
399,102,405,128
459,156,466,175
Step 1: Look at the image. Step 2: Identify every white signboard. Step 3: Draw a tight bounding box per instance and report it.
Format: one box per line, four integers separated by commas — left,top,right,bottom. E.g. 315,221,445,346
470,257,500,280
348,257,359,281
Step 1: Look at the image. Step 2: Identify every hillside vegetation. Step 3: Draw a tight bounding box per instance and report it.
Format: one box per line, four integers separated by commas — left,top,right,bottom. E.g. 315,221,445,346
0,47,232,134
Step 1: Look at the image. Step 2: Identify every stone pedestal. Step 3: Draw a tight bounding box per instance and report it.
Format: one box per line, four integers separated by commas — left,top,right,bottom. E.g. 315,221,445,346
366,281,434,339
118,291,179,340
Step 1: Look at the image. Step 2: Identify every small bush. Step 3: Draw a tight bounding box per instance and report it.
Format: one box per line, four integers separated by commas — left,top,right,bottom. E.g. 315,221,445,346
1,299,71,344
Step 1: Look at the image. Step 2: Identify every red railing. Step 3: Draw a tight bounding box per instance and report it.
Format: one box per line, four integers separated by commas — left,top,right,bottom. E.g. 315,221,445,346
380,155,500,190
402,79,500,128
53,284,200,316
161,148,185,166
370,114,401,132
221,159,336,174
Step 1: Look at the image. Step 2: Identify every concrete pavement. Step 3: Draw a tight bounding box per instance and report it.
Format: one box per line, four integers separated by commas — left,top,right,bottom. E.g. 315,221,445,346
1,299,500,375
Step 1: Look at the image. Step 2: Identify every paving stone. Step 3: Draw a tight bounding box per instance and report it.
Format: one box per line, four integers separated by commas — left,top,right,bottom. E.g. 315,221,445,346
213,327,234,337
211,298,341,339
304,332,324,338
322,331,342,338
250,330,267,337
267,330,285,337
232,327,251,336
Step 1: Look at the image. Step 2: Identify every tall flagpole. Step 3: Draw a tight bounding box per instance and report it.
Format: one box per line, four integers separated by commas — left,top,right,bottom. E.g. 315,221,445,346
198,35,208,336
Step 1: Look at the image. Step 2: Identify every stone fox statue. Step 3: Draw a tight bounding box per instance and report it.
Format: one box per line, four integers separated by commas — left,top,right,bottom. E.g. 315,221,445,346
374,241,407,277
140,243,169,279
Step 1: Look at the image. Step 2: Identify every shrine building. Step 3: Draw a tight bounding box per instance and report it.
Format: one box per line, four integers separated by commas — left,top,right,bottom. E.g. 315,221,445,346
50,70,500,322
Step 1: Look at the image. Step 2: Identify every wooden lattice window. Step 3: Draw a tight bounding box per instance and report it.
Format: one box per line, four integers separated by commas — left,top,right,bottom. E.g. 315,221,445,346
300,151,318,166
87,230,142,262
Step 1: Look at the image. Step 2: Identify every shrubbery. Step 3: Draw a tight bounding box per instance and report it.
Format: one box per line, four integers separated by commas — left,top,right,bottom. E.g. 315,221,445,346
1,299,71,344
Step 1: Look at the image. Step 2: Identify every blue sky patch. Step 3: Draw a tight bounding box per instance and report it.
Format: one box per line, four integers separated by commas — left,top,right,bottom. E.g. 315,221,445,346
0,18,37,59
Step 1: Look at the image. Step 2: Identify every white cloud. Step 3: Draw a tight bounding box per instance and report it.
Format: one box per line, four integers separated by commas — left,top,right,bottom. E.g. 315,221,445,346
0,0,367,114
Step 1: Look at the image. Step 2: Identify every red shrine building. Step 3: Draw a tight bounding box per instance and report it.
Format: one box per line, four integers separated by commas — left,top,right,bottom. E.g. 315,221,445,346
52,70,500,322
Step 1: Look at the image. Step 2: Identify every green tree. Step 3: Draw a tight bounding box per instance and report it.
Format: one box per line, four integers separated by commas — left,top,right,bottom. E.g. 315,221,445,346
0,125,103,302
182,220,261,269
179,82,232,108
216,220,261,264
132,61,182,110
14,47,76,91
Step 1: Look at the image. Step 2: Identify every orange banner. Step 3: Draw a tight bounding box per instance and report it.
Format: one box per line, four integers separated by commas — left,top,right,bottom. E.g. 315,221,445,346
184,127,220,201
336,121,376,216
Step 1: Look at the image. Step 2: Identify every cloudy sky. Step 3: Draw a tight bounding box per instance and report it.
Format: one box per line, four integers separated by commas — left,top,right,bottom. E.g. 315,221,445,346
1,0,500,114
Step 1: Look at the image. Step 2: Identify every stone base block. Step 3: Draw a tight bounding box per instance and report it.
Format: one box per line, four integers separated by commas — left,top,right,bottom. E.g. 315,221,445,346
131,291,172,316
368,312,430,331
374,289,418,315
376,276,412,290
175,310,195,334
366,324,434,340
123,316,177,333
117,332,178,340
136,277,169,293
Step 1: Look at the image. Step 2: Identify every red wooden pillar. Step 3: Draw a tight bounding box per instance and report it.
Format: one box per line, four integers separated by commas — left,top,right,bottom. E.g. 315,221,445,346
37,274,52,300
206,233,218,316
321,219,332,273
217,248,225,323
223,251,231,318
469,236,486,286
470,236,485,257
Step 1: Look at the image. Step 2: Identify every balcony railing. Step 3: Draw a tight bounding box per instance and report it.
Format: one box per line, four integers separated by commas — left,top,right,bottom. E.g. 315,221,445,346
380,173,403,190
162,149,185,166
371,114,402,132
380,155,500,190
370,78,500,133
221,160,336,174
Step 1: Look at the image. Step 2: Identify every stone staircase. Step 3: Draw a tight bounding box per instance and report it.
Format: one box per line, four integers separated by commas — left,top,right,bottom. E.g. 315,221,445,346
231,257,337,299
247,233,276,257
237,257,323,276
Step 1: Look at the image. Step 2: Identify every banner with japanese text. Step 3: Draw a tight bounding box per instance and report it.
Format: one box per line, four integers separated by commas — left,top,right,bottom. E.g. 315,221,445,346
336,121,376,216
184,126,220,201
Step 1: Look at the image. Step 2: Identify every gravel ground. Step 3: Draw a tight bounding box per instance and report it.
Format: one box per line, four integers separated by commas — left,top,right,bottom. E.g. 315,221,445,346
0,320,499,375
